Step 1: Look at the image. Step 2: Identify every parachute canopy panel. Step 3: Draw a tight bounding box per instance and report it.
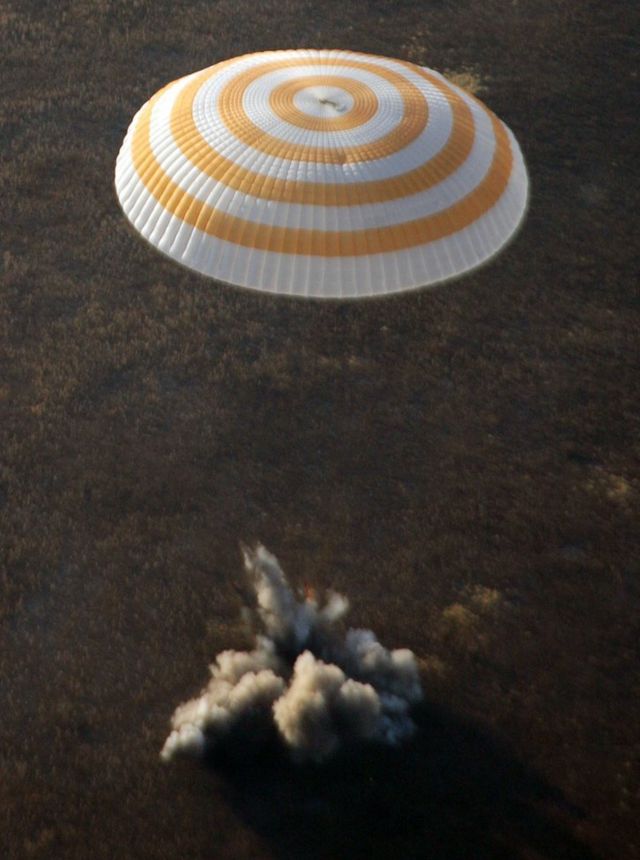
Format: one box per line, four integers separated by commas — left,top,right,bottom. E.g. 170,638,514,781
115,49,528,298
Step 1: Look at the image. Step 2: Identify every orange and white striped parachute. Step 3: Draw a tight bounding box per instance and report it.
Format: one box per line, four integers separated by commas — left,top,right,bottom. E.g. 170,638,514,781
115,49,528,298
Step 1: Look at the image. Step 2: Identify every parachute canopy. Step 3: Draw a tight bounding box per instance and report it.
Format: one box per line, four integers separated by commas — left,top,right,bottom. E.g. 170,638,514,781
115,49,528,298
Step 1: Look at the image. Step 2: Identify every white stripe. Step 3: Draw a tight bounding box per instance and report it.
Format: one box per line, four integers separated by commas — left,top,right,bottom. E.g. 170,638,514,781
292,86,354,116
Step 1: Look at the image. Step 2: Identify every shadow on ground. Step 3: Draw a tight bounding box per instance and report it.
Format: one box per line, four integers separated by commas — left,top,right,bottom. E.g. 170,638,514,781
209,700,599,860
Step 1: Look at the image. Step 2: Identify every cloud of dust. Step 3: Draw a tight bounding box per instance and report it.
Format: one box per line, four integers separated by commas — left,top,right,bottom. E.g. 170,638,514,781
161,545,422,764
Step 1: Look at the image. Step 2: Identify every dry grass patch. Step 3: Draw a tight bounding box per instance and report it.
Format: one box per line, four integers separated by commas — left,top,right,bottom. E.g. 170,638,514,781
438,583,506,653
585,466,636,507
401,28,430,66
443,66,486,95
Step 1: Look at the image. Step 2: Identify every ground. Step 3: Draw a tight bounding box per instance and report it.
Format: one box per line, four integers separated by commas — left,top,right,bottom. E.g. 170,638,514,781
1,1,638,858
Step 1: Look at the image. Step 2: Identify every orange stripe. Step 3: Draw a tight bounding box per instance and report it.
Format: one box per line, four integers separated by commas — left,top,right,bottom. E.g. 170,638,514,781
269,76,378,132
129,85,514,256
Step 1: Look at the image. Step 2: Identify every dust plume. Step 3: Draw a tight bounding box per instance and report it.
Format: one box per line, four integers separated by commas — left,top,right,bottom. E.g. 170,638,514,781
161,545,423,763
